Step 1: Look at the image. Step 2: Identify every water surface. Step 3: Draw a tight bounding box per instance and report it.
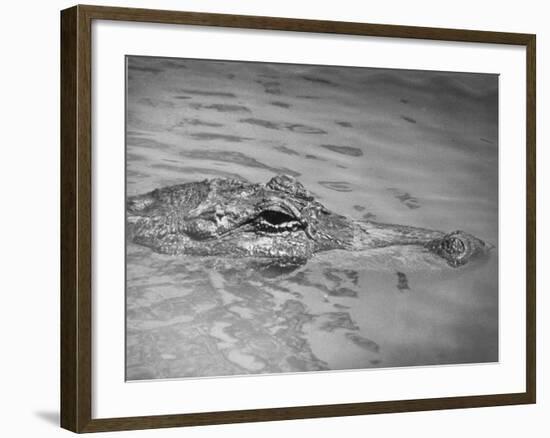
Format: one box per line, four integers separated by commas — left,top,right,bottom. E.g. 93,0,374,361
125,56,498,380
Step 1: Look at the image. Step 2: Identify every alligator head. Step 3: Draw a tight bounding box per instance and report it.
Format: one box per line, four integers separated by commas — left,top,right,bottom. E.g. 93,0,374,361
127,175,491,267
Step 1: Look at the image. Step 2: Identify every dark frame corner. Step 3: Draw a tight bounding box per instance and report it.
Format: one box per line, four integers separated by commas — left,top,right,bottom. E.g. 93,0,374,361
61,4,536,433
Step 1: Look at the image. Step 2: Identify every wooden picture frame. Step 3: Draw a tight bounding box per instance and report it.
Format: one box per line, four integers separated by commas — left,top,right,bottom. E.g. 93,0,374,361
61,4,536,433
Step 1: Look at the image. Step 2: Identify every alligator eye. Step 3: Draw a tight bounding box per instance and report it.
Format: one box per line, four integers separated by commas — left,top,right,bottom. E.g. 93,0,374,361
261,210,294,225
256,210,302,232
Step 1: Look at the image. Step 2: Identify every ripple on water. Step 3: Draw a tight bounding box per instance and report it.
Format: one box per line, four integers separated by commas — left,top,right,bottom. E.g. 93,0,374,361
174,118,224,128
274,144,300,156
150,164,249,182
335,120,353,128
240,118,327,135
320,144,363,157
270,101,291,108
138,97,175,108
319,312,359,332
388,187,421,209
346,333,380,353
128,65,164,74
189,103,252,113
178,149,301,177
301,75,336,86
188,132,252,142
396,272,410,291
305,154,325,161
401,115,417,124
173,88,237,98
227,350,265,372
125,56,499,379
318,181,353,192
256,79,282,95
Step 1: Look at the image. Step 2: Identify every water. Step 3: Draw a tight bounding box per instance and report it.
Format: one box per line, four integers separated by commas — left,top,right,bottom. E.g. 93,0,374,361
125,56,498,380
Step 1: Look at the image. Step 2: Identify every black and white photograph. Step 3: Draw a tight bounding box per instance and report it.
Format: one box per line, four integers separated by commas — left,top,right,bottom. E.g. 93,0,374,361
1,0,544,435
125,55,499,381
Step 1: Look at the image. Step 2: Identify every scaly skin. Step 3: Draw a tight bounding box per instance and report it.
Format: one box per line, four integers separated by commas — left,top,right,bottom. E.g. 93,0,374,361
127,175,489,267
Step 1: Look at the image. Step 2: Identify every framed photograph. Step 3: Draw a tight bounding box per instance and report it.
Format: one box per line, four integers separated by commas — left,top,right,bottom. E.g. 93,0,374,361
60,4,536,433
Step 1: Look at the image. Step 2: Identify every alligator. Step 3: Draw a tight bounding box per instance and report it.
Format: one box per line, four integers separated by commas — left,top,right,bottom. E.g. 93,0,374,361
127,174,491,268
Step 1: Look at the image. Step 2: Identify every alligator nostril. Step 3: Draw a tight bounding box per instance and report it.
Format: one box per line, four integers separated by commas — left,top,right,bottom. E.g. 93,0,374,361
425,230,484,268
446,237,465,255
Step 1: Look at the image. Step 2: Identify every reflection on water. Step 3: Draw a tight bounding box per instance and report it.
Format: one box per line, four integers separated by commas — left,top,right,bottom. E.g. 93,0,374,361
125,56,498,380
